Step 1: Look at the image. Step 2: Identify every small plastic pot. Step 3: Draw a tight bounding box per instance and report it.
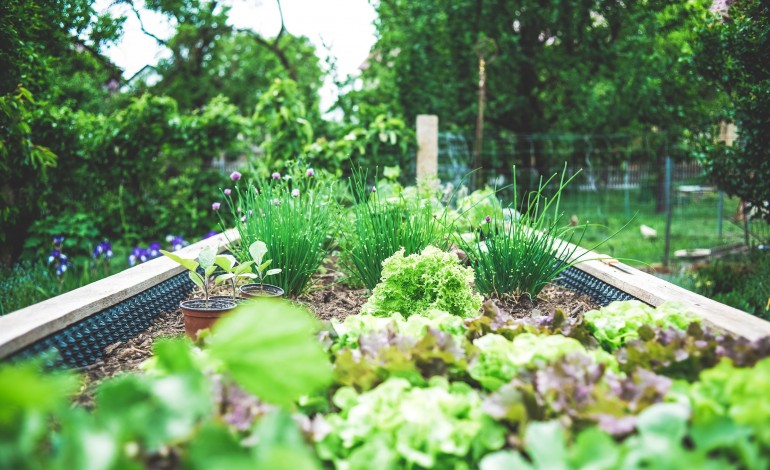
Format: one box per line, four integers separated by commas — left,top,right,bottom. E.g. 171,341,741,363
239,283,284,299
209,295,248,305
179,298,237,339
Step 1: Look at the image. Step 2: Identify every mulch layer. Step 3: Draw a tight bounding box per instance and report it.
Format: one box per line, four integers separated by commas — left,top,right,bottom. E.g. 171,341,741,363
74,268,599,402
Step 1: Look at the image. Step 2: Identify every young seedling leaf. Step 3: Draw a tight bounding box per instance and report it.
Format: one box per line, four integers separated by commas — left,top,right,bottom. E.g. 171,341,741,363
160,249,199,272
249,241,268,265
234,261,254,275
199,246,217,269
215,273,236,284
189,271,204,288
205,265,217,277
266,268,282,276
258,260,272,273
215,254,237,271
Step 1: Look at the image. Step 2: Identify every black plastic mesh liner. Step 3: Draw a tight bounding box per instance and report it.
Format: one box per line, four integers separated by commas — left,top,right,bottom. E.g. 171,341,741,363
554,266,641,306
9,272,194,369
8,265,640,369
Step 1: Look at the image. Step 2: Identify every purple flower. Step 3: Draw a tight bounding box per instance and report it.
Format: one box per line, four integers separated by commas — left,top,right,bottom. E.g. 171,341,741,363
272,172,281,180
53,236,64,246
291,189,300,198
148,242,161,259
306,168,315,177
230,171,242,181
93,241,113,260
371,186,377,193
48,250,61,264
202,230,218,240
129,247,146,266
485,216,491,223
224,188,232,196
240,215,247,223
212,202,221,211
168,235,187,251
56,263,67,276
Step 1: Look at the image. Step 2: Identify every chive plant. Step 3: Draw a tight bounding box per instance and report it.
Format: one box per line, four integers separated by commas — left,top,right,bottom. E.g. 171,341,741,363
341,170,455,290
218,166,336,296
457,166,593,298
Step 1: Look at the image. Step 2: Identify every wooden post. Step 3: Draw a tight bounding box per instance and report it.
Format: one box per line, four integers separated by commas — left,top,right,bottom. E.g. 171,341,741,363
416,114,438,181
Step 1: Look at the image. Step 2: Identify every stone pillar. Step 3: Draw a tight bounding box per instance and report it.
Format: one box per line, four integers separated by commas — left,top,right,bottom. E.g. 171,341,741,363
416,115,438,181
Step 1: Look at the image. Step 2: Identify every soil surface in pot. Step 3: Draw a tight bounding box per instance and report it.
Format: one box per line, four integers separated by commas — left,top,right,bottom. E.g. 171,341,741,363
74,260,599,406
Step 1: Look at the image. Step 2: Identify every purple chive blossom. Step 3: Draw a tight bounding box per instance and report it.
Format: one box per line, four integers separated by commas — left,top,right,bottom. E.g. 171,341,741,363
485,216,491,223
224,188,232,196
230,171,242,181
371,186,377,193
292,189,300,198
212,202,221,211
240,215,247,223
237,207,242,213
271,172,281,180
306,168,315,177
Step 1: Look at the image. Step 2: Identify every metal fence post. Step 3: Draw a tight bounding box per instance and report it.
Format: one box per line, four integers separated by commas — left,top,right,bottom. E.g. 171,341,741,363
663,156,673,267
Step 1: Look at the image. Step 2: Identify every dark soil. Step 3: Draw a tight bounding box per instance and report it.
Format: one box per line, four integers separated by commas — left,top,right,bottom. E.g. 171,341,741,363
74,266,599,401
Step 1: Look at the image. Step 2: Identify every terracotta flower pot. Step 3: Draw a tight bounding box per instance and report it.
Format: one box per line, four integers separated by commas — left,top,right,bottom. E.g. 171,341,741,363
239,283,284,299
180,298,237,339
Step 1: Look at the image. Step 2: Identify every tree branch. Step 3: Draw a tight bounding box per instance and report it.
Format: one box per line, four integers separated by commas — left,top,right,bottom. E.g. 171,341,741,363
122,0,167,45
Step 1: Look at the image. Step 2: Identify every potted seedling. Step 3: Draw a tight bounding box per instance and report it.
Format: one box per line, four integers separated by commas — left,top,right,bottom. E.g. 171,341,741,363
239,240,285,298
210,253,255,304
161,246,237,339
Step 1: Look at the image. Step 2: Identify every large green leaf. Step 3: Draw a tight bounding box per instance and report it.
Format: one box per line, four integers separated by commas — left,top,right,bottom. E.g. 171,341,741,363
206,299,332,406
215,254,237,272
198,246,217,270
160,249,199,272
249,240,268,266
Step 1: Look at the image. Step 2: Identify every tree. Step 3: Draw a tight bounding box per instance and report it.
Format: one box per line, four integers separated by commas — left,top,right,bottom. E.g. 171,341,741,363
694,0,770,223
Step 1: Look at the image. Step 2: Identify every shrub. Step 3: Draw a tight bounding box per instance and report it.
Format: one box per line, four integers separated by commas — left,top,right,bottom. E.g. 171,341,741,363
362,245,482,318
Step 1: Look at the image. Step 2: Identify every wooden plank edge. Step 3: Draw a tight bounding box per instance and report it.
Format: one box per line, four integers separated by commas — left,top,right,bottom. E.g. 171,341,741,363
0,229,242,359
563,242,770,341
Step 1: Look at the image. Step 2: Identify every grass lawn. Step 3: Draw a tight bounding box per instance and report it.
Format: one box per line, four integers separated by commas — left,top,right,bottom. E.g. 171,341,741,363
554,189,746,268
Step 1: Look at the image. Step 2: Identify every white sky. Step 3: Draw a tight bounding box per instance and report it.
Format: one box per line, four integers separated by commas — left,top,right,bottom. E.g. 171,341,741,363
98,0,377,112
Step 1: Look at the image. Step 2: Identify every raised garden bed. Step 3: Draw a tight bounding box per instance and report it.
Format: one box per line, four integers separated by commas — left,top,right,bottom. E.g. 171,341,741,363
3,191,770,468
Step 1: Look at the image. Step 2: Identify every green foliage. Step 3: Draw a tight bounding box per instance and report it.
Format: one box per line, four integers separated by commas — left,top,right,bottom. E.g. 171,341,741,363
694,0,770,222
160,246,219,301
469,333,615,391
455,186,504,231
207,299,333,407
0,261,57,315
0,299,328,467
222,164,337,296
362,246,482,318
342,172,453,290
584,301,699,352
253,79,314,172
687,357,770,450
0,87,57,262
458,169,591,298
305,114,415,176
317,377,505,469
355,0,714,147
680,250,770,318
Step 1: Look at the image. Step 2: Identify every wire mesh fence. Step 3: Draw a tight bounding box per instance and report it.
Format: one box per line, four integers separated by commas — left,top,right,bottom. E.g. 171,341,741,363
436,131,765,268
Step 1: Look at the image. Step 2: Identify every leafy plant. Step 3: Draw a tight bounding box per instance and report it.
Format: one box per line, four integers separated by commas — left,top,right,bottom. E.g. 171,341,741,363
457,167,595,298
584,301,699,352
341,169,454,290
212,253,254,300
316,377,505,469
361,245,482,318
246,240,282,287
160,246,218,304
220,165,336,296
